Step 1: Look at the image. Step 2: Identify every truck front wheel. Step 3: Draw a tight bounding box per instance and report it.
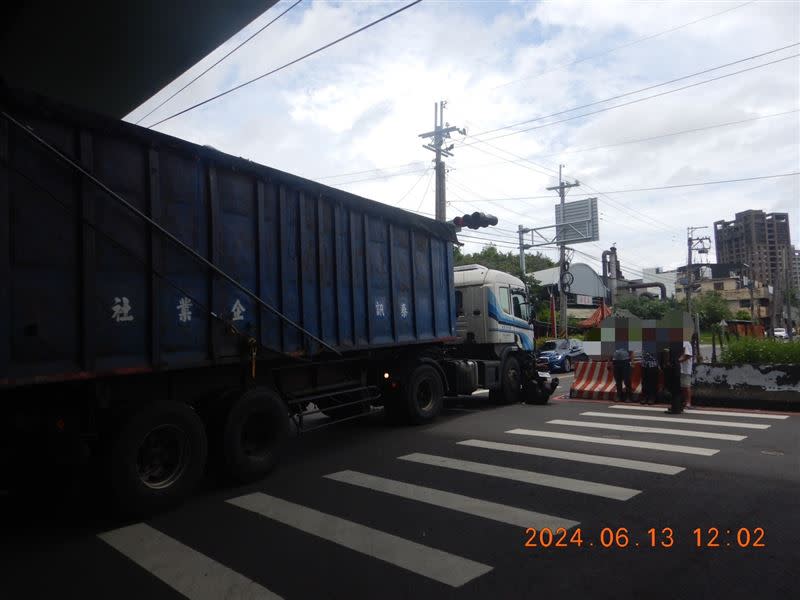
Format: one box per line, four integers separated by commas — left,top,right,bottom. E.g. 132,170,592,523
110,401,207,516
490,355,522,405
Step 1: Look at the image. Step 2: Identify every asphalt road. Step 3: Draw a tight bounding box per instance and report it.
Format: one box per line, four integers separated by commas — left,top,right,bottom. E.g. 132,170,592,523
2,381,798,600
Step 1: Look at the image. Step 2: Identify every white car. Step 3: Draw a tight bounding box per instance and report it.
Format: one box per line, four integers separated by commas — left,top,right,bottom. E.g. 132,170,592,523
773,327,788,339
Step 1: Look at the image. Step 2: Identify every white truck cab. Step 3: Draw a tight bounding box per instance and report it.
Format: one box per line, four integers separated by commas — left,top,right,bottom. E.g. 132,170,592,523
454,264,534,352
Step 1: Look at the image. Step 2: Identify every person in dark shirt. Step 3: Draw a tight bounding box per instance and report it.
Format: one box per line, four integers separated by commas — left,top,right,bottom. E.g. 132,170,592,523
661,347,682,414
612,347,633,403
640,352,659,405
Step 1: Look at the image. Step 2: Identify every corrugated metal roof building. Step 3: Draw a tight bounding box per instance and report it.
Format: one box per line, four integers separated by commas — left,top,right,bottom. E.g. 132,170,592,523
531,263,608,308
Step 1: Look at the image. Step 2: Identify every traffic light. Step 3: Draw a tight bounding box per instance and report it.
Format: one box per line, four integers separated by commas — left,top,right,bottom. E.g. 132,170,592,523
452,212,498,230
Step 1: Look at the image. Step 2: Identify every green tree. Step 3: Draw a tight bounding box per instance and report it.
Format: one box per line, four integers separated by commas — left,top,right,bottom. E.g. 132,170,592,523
453,244,555,297
693,291,732,328
734,309,752,321
614,294,680,320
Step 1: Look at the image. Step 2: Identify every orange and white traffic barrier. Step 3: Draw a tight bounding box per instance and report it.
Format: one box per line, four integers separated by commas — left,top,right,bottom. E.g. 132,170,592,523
570,360,659,402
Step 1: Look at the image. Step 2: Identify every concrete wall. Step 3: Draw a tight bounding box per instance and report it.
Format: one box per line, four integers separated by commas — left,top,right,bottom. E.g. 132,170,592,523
693,363,800,410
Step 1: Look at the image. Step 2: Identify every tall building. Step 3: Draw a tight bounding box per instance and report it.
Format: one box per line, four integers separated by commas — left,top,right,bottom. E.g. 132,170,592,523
792,246,800,293
714,210,791,286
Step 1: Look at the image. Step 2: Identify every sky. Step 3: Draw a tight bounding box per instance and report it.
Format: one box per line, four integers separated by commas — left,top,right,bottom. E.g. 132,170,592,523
125,0,800,285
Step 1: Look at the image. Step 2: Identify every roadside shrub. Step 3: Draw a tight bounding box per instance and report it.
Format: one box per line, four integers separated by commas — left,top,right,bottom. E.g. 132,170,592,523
720,337,800,365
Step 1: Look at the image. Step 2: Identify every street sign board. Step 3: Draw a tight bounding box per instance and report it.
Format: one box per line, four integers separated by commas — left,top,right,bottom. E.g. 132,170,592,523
555,197,599,244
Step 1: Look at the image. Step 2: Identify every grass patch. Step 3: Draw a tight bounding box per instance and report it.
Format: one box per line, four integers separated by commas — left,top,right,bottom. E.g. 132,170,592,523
698,330,714,344
720,337,800,365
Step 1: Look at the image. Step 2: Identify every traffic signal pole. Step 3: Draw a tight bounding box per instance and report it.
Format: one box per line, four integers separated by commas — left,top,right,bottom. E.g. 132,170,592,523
419,101,465,222
686,226,711,337
547,165,579,339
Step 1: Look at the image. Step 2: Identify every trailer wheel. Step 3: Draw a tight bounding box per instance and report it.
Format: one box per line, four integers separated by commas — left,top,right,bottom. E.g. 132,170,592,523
491,355,522,405
222,387,290,484
110,401,207,516
403,364,444,424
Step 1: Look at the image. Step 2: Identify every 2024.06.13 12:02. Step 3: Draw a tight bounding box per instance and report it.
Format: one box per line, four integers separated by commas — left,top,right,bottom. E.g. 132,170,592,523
523,527,766,549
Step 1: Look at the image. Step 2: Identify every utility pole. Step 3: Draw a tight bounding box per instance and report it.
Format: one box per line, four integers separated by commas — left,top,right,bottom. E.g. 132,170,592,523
685,226,711,335
742,263,756,323
784,246,794,340
547,165,579,338
518,224,532,275
419,101,465,222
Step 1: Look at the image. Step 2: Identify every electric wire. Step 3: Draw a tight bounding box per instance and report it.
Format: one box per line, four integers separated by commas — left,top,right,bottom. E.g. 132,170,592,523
537,108,800,159
332,166,431,186
459,45,800,145
147,0,424,128
394,167,432,204
489,1,755,92
135,0,303,125
317,107,797,186
417,169,435,212
319,160,426,180
452,139,676,234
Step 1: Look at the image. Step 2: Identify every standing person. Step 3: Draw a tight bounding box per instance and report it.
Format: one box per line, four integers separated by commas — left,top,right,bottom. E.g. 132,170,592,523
612,346,632,403
679,339,695,409
661,348,682,414
640,352,659,405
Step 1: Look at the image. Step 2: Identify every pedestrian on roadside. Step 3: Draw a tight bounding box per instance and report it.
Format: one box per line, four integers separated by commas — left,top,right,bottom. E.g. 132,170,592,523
661,347,682,414
640,351,659,405
612,346,632,403
679,339,695,409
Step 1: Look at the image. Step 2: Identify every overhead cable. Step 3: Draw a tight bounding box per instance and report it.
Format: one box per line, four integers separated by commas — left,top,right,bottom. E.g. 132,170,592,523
147,0,424,128
490,1,755,91
460,44,800,145
136,0,304,125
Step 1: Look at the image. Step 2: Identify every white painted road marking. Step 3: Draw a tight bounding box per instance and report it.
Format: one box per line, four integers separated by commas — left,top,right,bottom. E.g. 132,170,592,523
458,439,685,475
325,470,579,530
398,453,640,501
98,523,282,600
580,411,770,430
227,492,492,588
609,405,789,419
547,419,747,441
506,429,719,456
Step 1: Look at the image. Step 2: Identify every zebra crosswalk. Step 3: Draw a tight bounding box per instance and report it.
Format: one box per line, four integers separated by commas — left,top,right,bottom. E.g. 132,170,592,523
97,401,790,598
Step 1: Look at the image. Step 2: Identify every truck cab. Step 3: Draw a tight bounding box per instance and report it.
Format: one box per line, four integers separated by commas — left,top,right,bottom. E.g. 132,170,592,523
454,264,534,354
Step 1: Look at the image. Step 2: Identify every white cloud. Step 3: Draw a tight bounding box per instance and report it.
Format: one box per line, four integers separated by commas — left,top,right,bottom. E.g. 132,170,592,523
126,0,800,278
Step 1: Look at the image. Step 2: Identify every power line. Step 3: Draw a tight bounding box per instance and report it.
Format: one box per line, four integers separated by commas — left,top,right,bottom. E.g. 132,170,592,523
490,1,755,92
319,160,425,180
459,45,800,145
147,0,424,128
453,171,800,198
592,172,800,194
331,166,431,186
538,108,800,158
135,0,303,125
395,168,432,204
454,132,676,234
315,107,798,194
417,169,435,212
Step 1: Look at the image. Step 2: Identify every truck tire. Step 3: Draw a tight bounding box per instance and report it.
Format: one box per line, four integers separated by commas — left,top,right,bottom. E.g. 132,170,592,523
403,364,444,424
222,387,290,484
490,355,522,405
110,401,207,516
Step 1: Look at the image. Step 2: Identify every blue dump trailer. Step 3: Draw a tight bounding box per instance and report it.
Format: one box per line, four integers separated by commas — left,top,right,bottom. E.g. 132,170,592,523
0,89,556,514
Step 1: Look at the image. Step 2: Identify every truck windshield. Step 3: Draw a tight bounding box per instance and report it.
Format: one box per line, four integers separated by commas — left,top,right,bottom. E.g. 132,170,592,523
511,289,529,321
